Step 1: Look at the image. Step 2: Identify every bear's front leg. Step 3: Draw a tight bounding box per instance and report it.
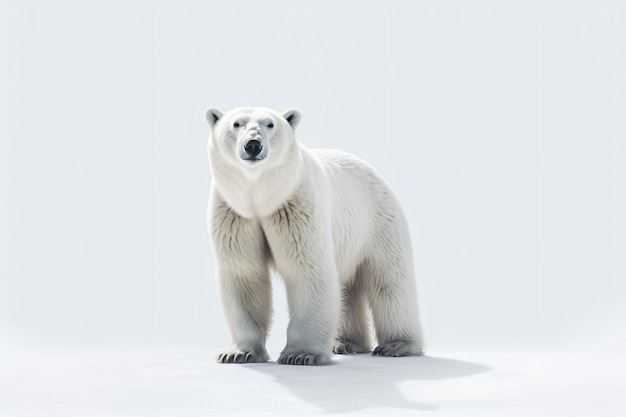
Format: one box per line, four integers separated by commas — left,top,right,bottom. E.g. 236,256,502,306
277,266,340,365
262,198,340,366
215,269,272,363
209,195,272,364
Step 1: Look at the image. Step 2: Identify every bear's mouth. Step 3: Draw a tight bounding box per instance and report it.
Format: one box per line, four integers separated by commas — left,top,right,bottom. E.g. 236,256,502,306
241,155,265,163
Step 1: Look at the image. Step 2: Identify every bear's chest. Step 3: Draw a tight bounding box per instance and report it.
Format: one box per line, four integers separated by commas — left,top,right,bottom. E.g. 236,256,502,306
217,171,304,219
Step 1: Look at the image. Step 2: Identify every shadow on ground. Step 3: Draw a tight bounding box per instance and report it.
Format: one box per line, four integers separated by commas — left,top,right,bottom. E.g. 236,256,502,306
248,354,490,413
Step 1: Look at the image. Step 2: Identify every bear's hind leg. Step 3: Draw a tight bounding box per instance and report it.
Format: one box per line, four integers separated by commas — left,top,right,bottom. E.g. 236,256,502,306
364,259,424,357
333,277,371,354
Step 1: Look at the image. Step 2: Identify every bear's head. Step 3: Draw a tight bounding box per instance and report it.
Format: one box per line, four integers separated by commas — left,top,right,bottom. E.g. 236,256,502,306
205,107,301,178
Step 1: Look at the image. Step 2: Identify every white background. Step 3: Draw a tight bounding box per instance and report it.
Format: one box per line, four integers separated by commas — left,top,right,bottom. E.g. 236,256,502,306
1,1,625,416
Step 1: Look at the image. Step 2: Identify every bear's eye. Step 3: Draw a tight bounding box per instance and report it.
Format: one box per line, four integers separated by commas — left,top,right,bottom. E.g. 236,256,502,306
267,122,274,128
233,122,241,128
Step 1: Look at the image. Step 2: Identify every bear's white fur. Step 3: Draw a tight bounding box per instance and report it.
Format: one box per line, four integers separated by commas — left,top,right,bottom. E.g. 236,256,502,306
206,107,424,365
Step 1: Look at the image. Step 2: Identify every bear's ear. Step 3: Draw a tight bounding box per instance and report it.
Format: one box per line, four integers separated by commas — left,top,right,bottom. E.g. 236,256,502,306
283,109,302,129
205,108,223,129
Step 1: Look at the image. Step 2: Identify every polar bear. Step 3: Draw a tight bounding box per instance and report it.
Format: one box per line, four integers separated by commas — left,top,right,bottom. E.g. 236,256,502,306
205,107,424,365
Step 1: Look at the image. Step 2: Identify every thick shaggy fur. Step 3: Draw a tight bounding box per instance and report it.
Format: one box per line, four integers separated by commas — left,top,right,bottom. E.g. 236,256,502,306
206,107,424,366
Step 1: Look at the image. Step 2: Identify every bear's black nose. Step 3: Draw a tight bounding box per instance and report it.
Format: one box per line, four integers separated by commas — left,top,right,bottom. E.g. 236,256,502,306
244,139,263,158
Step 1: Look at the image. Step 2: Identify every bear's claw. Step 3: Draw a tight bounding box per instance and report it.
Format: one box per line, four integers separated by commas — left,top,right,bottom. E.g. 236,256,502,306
372,341,423,357
332,341,371,354
217,349,268,364
278,352,330,366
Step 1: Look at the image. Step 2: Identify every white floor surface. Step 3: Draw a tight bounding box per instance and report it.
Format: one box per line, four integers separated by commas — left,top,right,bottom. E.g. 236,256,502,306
1,347,624,417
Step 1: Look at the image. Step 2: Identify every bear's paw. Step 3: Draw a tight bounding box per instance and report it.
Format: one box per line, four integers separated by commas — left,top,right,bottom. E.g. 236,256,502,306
277,352,331,366
332,341,371,354
372,341,423,357
217,349,269,364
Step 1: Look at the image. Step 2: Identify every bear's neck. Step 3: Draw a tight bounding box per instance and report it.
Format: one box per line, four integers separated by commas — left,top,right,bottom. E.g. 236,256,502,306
214,143,305,219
